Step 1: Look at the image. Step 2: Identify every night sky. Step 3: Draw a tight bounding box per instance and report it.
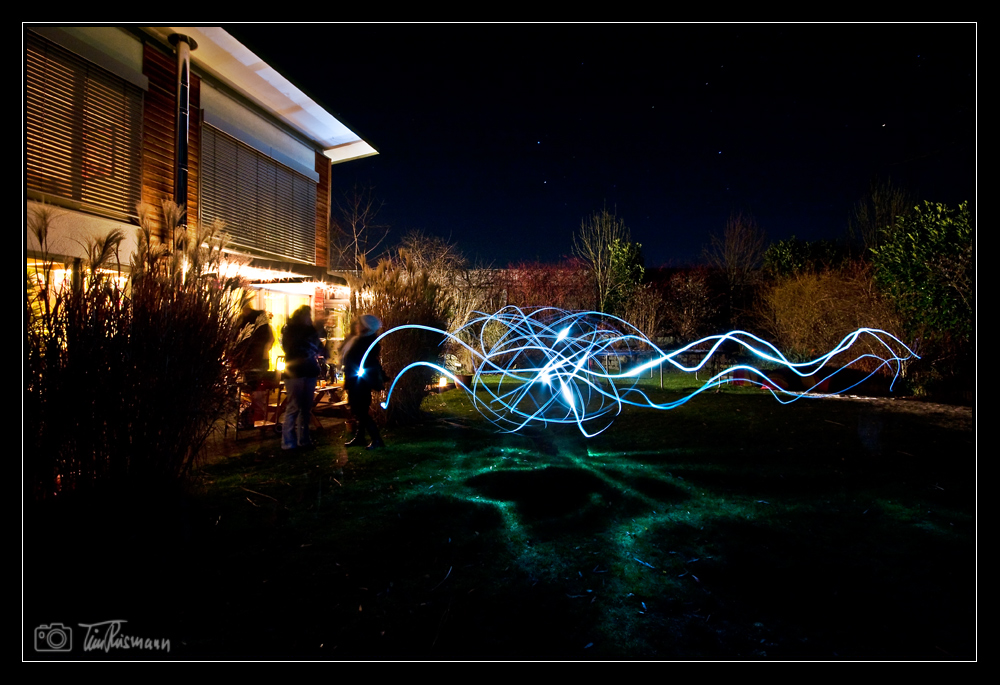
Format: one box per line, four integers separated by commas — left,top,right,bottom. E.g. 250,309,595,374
224,23,976,269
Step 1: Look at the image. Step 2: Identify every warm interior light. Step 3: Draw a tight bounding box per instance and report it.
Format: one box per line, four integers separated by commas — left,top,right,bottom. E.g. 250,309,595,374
329,284,351,300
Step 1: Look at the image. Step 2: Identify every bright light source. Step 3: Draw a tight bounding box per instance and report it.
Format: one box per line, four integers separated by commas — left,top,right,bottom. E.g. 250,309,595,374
560,381,574,408
356,308,918,437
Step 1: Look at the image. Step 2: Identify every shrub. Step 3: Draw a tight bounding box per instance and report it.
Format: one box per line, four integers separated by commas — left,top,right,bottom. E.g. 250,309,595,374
871,201,973,345
397,231,506,374
756,262,907,374
620,282,665,343
502,259,592,311
661,267,718,343
870,201,973,396
25,201,245,501
762,237,847,279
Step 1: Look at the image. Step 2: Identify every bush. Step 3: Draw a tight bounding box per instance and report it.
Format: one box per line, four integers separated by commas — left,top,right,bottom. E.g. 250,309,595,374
871,202,972,337
397,231,506,374
25,202,245,501
502,259,592,311
762,237,847,279
870,201,973,396
756,262,907,374
661,267,718,343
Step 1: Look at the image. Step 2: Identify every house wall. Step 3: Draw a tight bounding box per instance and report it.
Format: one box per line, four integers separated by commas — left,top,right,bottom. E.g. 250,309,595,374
315,150,331,270
25,26,149,262
142,40,200,244
26,26,333,272
25,200,140,266
25,27,198,258
201,82,319,183
30,26,145,86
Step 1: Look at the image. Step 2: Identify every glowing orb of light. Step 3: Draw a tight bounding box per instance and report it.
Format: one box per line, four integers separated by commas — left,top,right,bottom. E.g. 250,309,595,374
360,306,918,437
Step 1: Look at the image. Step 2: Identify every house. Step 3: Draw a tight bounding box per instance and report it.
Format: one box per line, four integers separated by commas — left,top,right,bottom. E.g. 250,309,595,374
25,25,375,367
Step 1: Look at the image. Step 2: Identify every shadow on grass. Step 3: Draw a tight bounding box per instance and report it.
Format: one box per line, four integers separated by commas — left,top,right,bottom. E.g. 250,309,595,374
26,388,974,660
467,466,608,517
181,485,606,658
466,462,692,542
638,510,974,658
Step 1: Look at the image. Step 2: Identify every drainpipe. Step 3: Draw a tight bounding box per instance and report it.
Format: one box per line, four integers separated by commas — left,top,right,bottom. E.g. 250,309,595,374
168,34,198,225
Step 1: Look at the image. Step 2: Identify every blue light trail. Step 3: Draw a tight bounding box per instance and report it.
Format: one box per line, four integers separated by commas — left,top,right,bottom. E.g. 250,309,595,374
360,307,918,437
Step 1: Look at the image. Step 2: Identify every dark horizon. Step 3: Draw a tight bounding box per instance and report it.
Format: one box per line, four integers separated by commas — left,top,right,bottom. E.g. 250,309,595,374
223,23,976,269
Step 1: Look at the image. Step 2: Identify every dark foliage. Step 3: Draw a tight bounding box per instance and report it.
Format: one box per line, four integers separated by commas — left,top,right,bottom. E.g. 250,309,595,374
25,202,245,501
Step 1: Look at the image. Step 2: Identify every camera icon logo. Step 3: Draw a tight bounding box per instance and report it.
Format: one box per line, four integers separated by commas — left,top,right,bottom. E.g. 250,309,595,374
35,623,73,652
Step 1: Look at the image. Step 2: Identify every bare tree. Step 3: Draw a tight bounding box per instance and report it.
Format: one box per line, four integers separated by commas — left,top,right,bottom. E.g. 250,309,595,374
849,177,916,254
572,207,643,314
399,230,506,372
705,211,766,328
622,283,665,342
330,184,390,270
705,211,767,292
662,267,717,343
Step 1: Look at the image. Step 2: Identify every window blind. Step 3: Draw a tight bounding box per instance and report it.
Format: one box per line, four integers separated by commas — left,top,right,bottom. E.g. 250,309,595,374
25,30,143,218
201,124,317,264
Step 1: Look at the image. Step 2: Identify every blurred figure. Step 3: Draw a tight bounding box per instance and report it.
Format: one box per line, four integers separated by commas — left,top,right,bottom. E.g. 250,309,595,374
235,303,274,371
235,303,275,427
341,314,386,449
281,305,323,450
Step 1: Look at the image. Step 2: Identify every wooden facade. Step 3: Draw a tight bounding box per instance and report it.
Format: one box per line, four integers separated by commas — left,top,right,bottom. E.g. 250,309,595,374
315,150,331,271
27,27,338,279
141,41,200,244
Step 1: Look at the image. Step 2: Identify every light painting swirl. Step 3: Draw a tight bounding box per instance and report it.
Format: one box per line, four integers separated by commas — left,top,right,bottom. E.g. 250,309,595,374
359,306,918,437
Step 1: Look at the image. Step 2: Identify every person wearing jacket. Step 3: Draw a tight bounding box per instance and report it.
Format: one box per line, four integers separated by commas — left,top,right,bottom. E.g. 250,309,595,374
340,314,386,450
234,303,275,427
281,305,323,450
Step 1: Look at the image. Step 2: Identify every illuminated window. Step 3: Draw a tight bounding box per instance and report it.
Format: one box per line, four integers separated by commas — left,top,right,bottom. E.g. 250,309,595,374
258,290,311,370
25,30,143,218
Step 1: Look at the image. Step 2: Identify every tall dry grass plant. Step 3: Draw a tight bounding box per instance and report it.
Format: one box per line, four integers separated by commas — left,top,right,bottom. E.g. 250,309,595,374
25,201,246,501
348,253,448,426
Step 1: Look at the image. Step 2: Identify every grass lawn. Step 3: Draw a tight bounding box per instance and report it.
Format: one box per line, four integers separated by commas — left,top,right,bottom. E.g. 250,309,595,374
25,374,975,660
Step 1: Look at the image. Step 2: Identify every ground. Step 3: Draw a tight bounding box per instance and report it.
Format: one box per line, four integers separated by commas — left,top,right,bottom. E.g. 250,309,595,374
24,384,975,660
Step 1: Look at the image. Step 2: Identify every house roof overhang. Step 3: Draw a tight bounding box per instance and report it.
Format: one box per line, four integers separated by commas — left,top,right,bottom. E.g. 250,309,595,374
140,26,377,165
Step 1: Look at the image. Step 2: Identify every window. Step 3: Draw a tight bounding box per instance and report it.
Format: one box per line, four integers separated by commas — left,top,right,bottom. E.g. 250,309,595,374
201,124,317,265
25,30,143,218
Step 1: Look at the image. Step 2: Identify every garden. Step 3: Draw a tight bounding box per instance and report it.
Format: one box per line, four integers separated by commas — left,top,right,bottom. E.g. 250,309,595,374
26,373,974,659
24,196,974,660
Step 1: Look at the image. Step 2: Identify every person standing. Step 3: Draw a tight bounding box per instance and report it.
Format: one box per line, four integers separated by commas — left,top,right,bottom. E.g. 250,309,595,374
235,303,274,372
281,305,322,450
235,303,275,427
341,314,386,449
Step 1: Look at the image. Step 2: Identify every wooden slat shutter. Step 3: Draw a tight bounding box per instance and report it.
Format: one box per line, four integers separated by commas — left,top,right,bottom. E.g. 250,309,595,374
201,124,317,264
25,30,143,218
